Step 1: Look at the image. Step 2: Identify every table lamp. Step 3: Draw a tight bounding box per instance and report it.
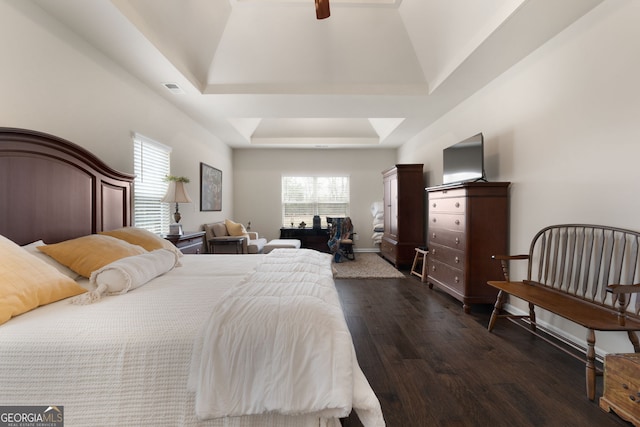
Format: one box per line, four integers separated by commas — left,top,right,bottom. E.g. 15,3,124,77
162,180,192,236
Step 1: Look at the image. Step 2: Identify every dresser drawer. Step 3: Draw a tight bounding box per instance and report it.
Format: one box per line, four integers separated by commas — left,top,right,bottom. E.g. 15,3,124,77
177,239,203,254
429,227,465,250
164,231,205,255
428,188,467,200
603,372,640,415
428,259,465,294
429,213,465,233
429,196,466,214
429,243,464,268
601,353,640,425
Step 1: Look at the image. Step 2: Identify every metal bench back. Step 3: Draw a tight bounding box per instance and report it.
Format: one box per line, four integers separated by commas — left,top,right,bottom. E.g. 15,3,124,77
528,224,640,316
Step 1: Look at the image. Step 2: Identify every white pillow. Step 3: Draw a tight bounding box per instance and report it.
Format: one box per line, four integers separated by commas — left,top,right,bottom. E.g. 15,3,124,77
22,240,81,280
72,249,179,304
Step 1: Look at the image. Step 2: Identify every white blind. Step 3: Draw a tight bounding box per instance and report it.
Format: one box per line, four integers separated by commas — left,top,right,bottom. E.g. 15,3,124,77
133,133,171,234
282,176,350,227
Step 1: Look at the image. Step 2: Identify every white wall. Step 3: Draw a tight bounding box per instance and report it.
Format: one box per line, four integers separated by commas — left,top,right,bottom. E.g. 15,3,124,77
6,0,638,356
0,1,233,232
399,0,640,355
233,148,398,249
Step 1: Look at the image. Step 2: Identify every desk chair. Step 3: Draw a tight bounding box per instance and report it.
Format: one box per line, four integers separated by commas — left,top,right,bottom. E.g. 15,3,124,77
328,217,355,262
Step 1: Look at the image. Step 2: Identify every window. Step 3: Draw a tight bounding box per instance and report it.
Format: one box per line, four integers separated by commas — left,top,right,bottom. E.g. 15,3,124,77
282,176,350,227
133,133,171,234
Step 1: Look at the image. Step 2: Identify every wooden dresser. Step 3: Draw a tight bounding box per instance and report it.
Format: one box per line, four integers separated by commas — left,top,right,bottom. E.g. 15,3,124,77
426,182,510,313
380,164,425,268
600,353,640,426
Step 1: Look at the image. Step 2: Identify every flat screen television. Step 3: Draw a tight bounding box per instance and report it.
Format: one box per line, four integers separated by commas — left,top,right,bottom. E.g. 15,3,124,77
442,133,485,185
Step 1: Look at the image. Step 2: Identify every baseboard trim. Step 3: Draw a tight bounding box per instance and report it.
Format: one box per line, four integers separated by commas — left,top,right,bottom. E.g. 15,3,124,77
502,302,606,363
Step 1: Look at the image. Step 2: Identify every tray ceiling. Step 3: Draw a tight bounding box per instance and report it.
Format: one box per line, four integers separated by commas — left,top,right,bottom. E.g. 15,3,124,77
34,0,603,148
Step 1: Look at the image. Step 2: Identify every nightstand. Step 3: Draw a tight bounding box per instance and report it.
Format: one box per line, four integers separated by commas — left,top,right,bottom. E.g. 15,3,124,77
164,231,206,254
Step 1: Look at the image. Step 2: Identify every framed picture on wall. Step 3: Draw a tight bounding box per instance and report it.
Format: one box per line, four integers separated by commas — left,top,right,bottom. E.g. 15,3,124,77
200,162,222,211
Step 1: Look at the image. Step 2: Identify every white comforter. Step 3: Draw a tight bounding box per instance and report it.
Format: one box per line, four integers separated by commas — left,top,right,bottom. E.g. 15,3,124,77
189,249,384,426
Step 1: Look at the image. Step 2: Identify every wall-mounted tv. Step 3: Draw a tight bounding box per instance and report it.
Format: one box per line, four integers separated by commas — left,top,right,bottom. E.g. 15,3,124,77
442,133,485,185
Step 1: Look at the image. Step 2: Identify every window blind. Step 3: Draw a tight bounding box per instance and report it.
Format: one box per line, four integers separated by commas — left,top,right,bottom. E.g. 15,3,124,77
282,176,350,227
133,133,171,235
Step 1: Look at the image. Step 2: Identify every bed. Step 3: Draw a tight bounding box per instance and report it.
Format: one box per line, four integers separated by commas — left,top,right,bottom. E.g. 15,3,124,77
0,128,384,427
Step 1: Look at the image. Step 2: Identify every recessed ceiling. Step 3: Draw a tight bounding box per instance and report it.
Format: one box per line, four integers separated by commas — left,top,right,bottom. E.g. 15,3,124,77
232,0,400,4
34,0,604,148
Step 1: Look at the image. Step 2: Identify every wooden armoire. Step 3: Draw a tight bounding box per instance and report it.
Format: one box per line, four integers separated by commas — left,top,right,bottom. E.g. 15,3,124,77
380,164,425,268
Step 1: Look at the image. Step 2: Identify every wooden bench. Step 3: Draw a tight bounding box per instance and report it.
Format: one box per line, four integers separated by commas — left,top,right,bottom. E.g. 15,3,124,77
487,224,640,401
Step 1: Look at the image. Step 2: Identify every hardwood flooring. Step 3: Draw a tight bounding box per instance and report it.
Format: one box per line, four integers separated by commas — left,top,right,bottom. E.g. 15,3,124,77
335,276,632,427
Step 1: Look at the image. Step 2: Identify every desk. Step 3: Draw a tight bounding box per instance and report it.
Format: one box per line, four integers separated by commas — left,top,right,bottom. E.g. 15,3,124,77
209,236,244,254
280,227,330,253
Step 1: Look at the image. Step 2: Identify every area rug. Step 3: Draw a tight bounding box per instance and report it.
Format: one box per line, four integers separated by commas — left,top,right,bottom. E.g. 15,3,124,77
333,252,405,279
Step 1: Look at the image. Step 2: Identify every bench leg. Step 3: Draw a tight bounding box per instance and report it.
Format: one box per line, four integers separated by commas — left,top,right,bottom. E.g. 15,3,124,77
528,302,536,333
628,330,640,353
488,290,505,332
586,328,596,401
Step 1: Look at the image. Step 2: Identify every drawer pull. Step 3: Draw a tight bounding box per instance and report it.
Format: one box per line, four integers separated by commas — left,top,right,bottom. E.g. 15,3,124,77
630,395,636,402
432,233,437,239
454,276,459,283
432,203,437,208
455,219,460,225
455,238,460,245
455,202,460,208
432,218,437,223
431,248,436,255
432,265,436,272
623,384,629,390
455,256,460,264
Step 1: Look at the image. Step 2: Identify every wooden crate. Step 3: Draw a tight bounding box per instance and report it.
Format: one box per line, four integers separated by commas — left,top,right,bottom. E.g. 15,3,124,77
600,353,640,426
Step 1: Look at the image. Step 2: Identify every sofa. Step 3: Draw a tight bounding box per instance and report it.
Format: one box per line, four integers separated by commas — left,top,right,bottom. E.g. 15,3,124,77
203,220,267,254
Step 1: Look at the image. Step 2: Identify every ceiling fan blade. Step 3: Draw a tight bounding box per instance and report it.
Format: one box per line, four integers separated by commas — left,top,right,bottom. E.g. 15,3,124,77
316,0,330,20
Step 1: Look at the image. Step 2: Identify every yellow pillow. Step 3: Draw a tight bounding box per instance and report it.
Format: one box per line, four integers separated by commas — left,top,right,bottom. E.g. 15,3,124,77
100,227,182,258
0,234,86,325
38,234,147,278
225,219,248,237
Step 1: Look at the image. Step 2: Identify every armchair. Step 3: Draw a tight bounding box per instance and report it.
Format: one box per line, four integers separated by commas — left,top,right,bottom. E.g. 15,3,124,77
203,220,267,254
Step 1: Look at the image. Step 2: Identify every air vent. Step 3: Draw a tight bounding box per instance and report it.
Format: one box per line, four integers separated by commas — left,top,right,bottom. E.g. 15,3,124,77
162,82,185,94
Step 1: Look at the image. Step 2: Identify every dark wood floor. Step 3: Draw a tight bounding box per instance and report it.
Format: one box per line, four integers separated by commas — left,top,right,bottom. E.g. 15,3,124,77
335,275,632,427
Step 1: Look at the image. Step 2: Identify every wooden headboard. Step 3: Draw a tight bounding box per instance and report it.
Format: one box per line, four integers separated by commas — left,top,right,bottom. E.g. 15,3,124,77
0,128,134,245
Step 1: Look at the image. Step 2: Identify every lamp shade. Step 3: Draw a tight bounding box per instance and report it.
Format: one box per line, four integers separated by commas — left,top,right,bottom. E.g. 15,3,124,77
161,181,193,204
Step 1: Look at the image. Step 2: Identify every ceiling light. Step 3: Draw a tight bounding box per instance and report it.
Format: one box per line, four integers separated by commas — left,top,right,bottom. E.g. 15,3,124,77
316,0,330,19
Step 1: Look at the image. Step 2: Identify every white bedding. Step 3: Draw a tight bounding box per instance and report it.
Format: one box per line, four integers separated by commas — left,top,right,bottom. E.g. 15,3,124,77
190,249,384,426
0,250,383,427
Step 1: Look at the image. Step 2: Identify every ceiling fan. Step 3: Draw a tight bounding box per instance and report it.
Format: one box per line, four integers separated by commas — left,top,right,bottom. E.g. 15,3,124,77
316,0,330,19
